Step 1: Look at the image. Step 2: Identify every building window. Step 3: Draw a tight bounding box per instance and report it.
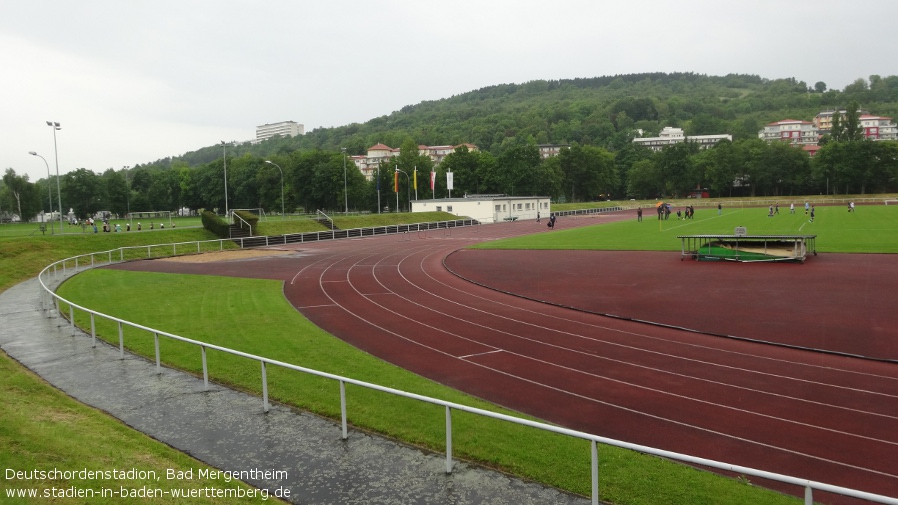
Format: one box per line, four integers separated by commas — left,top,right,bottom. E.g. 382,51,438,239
436,206,442,212
447,206,453,212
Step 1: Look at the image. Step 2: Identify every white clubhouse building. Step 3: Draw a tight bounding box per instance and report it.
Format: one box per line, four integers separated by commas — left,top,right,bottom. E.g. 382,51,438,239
412,195,551,224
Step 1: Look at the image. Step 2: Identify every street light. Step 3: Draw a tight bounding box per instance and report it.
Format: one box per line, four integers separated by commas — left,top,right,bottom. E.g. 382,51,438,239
263,160,285,220
341,148,348,214
396,167,410,212
46,121,63,231
123,166,130,217
221,141,229,220
28,151,54,235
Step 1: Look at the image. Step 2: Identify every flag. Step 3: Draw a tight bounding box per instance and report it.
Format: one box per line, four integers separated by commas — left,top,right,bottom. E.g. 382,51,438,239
413,167,417,191
447,171,454,191
394,170,399,193
430,170,436,191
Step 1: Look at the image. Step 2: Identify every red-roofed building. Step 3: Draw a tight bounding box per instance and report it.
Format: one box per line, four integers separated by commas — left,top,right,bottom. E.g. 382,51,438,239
859,114,898,140
351,143,478,181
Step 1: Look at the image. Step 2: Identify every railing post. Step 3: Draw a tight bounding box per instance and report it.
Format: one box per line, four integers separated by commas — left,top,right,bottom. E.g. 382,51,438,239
90,314,96,347
146,245,151,258
445,406,453,474
154,333,161,374
69,304,75,335
117,322,124,358
201,346,209,391
261,361,270,413
804,485,813,505
340,380,348,439
591,440,599,505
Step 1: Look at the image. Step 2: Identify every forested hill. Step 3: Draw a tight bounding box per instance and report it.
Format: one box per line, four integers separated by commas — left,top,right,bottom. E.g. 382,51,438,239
162,72,898,168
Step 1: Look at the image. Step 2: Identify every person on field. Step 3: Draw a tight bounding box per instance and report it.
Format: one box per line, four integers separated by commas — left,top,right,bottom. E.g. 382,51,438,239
790,203,795,214
717,203,722,215
536,211,540,223
809,205,815,223
637,207,642,222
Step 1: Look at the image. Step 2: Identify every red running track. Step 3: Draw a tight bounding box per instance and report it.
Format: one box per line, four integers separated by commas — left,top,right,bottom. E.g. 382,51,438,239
110,215,898,504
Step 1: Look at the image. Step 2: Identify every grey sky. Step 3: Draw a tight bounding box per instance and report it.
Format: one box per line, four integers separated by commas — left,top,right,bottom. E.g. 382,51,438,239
4,0,896,182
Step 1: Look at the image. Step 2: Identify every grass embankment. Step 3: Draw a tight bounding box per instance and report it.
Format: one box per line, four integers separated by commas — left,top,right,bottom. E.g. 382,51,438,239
39,209,811,504
57,270,796,505
0,226,262,504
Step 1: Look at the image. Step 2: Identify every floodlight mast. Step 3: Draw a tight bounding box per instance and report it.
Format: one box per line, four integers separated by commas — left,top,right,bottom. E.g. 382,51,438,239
46,121,63,231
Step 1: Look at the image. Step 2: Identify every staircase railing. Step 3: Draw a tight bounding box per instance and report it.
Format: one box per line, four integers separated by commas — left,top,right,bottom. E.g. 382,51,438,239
231,212,253,238
316,209,335,230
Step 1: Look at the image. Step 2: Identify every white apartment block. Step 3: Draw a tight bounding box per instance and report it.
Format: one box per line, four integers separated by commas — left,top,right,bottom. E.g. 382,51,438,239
633,127,731,151
256,121,304,143
351,143,478,181
758,119,818,145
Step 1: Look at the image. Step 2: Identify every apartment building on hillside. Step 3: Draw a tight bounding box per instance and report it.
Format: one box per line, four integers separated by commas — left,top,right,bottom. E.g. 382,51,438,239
633,127,731,152
350,143,478,181
859,114,898,140
255,121,304,143
758,119,818,145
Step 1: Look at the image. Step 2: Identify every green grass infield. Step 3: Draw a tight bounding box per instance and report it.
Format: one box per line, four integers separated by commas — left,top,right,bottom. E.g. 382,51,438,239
475,203,898,253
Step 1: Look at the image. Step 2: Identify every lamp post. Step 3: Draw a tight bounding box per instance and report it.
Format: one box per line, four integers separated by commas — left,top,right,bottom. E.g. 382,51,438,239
28,151,54,235
221,141,229,220
263,160,285,219
396,167,410,212
46,121,63,231
341,148,348,214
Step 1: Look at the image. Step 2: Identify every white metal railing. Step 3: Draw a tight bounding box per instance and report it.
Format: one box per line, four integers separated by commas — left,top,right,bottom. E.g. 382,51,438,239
232,212,253,237
36,236,898,505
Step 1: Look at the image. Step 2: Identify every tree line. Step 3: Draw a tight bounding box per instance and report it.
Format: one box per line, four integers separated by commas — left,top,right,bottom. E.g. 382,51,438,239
5,73,898,221
3,126,896,223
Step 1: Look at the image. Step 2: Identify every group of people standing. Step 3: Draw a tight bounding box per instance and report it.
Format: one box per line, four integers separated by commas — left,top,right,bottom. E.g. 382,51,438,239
677,206,695,220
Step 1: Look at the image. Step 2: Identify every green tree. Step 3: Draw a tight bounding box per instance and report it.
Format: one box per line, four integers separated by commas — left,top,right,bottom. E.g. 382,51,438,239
440,146,486,196
655,141,700,196
495,143,542,195
103,169,129,216
2,168,40,222
62,168,104,219
557,144,618,202
695,140,737,197
626,159,661,199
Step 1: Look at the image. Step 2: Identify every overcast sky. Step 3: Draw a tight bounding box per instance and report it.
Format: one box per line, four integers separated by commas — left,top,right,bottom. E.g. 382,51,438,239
3,0,897,182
